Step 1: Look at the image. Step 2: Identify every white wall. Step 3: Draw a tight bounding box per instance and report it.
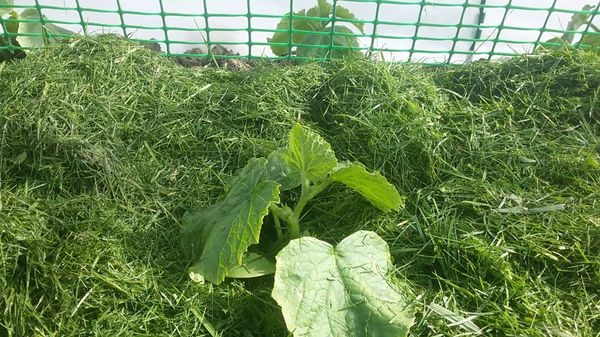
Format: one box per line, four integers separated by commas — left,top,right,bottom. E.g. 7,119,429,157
4,0,599,63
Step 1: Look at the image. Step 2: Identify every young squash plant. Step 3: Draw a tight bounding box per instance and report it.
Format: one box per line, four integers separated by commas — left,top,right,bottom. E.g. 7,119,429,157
182,123,415,337
268,0,363,59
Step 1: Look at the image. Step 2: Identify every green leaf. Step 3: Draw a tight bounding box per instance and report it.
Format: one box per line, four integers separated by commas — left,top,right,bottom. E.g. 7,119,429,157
272,230,415,337
307,0,332,18
296,26,360,59
538,37,568,51
268,10,321,56
0,0,13,16
227,252,276,279
5,10,19,34
284,123,337,182
581,33,600,50
330,162,404,212
333,5,364,33
182,158,280,284
267,150,301,190
15,9,76,48
268,1,363,57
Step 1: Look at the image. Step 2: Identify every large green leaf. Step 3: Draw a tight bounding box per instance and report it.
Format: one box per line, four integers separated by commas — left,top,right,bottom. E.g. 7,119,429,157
0,0,13,15
333,5,364,33
330,162,404,212
268,1,364,57
296,25,360,59
307,0,332,18
268,9,322,56
15,9,76,48
272,230,415,337
267,149,302,190
182,158,280,284
284,123,337,182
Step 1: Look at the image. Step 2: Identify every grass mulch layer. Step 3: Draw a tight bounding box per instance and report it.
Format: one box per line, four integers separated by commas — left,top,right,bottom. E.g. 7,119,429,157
1,36,599,336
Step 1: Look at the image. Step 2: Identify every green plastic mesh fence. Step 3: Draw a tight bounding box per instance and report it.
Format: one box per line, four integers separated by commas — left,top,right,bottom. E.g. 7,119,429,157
1,0,599,64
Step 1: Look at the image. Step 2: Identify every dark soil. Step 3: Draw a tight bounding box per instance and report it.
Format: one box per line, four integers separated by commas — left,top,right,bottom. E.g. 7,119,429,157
141,39,252,70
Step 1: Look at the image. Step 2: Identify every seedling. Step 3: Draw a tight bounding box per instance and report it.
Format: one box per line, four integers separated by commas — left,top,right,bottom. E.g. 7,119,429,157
268,0,363,59
182,123,414,336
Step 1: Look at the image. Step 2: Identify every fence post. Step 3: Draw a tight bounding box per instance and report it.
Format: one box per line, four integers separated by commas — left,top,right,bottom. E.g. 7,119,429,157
532,0,557,52
287,0,294,61
447,0,471,64
487,0,512,60
466,0,486,62
327,0,338,60
202,0,212,57
367,0,382,58
408,0,426,62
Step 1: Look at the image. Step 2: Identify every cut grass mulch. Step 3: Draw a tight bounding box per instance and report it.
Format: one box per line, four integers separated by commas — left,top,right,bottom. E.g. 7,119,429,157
1,36,599,336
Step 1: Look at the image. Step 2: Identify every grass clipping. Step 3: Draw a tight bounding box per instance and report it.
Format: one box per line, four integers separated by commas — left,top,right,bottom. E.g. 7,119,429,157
1,36,599,337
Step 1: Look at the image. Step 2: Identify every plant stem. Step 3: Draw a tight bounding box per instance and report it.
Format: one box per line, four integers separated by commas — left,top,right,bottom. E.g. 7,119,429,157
287,218,301,239
307,178,332,200
269,204,293,222
292,176,311,219
272,214,283,239
270,177,332,240
286,176,312,238
269,204,299,238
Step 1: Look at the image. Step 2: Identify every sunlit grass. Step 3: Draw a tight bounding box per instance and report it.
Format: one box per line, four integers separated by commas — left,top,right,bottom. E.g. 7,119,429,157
1,36,598,336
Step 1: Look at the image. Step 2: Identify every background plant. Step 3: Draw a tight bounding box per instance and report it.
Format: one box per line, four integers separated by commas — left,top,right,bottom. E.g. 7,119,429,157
268,0,363,59
0,0,75,61
538,3,600,52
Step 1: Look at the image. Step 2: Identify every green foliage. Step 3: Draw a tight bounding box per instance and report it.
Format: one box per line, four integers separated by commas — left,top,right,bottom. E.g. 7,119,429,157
182,123,410,335
272,231,414,337
182,158,280,284
581,31,600,48
0,0,13,15
330,162,404,212
0,10,24,61
266,150,302,190
284,123,337,181
268,0,363,59
0,4,75,62
3,36,599,336
538,4,600,52
296,25,360,59
15,8,76,48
